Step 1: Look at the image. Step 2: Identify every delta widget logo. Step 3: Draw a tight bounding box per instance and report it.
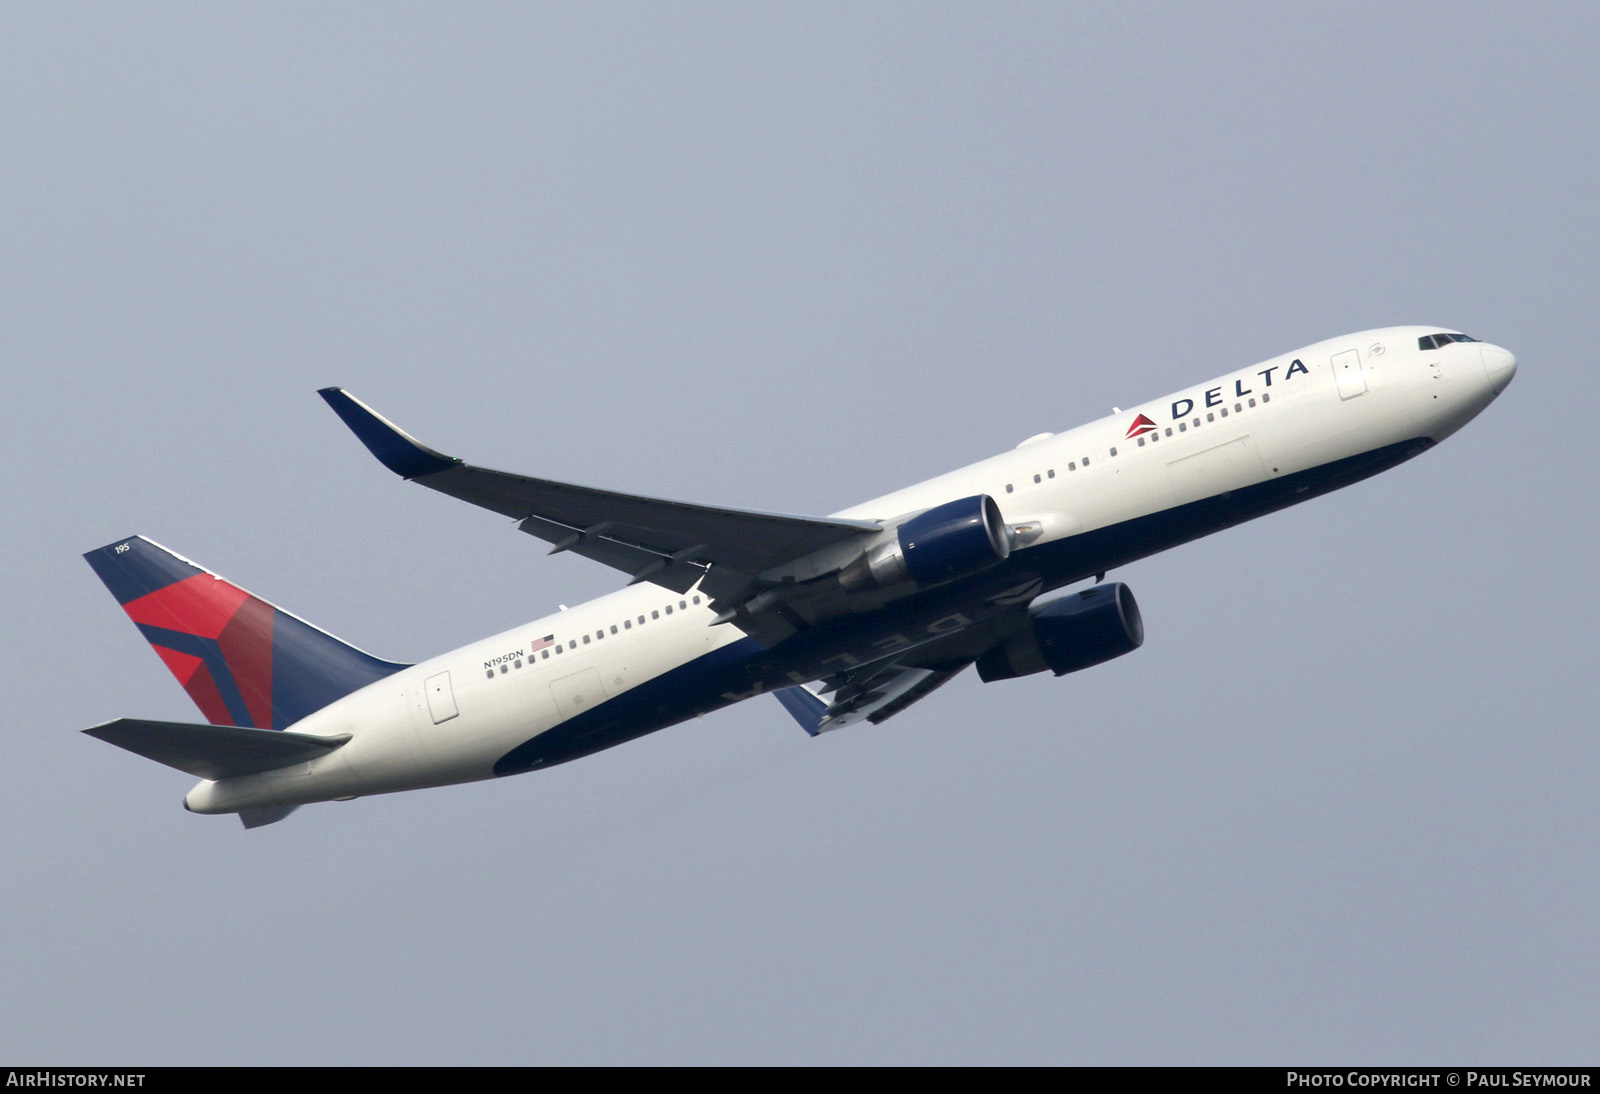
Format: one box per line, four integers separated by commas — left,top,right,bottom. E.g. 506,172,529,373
1124,413,1158,439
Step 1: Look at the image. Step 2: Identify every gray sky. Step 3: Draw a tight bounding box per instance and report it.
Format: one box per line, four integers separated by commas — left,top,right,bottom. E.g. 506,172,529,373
3,2,1594,1064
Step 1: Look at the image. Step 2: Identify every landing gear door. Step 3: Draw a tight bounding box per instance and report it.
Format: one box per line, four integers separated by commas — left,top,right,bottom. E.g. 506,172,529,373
424,671,459,724
1331,348,1367,400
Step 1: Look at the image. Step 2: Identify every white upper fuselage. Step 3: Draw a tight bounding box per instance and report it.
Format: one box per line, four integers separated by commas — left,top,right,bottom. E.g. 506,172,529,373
185,326,1516,815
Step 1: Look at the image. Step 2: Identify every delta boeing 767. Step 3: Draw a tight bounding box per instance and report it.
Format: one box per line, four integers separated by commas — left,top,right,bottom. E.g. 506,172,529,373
83,326,1516,826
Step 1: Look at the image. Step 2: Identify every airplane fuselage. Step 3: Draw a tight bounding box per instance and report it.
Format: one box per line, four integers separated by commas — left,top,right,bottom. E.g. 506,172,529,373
176,326,1514,817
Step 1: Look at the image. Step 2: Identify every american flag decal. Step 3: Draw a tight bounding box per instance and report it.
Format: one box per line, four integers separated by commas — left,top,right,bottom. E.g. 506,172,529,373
530,634,555,651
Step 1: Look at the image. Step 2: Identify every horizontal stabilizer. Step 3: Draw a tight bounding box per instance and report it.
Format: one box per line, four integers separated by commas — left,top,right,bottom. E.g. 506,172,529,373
84,718,351,781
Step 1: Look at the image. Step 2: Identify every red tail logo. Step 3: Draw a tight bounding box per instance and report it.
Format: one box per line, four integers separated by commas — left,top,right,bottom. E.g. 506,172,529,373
1125,413,1157,439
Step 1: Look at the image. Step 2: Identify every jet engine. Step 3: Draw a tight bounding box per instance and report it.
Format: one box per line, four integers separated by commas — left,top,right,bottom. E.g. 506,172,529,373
840,495,1012,594
976,582,1144,682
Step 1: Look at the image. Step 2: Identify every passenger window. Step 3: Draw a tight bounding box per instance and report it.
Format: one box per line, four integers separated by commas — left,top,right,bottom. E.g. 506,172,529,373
1249,397,1257,407
652,610,659,620
1220,407,1228,417
1033,474,1041,484
499,664,508,674
1047,469,1055,479
1069,461,1076,471
1138,436,1145,447
665,605,673,615
623,620,631,630
1165,428,1173,437
1179,422,1187,432
693,596,701,605
1005,483,1014,493
541,650,549,659
1109,447,1117,457
485,670,494,680
514,659,522,669
1206,413,1214,422
1083,456,1090,466
1261,392,1270,403
582,635,590,645
680,600,687,610
610,625,618,635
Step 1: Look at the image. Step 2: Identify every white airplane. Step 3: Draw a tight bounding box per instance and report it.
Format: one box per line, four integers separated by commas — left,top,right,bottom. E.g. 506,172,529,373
83,326,1516,827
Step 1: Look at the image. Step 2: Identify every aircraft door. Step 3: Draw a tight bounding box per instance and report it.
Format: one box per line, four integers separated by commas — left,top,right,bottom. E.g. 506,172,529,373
1331,348,1367,400
424,671,459,724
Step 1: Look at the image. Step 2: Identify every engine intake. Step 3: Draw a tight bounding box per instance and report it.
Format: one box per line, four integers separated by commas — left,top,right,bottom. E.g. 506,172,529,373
840,495,1012,593
977,582,1144,682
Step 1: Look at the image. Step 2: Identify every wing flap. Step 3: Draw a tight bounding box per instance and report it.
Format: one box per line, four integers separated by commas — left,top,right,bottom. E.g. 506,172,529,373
84,718,351,781
863,664,967,725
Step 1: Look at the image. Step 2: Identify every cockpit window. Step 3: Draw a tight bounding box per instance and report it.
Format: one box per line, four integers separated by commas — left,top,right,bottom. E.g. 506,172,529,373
1418,332,1481,350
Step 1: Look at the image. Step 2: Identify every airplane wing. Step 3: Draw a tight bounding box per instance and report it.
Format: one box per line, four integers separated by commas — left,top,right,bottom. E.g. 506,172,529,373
772,602,1035,733
319,389,882,633
774,662,971,734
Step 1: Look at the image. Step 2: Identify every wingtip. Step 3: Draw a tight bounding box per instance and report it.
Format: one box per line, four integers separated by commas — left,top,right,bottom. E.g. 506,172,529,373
319,388,459,479
773,685,828,737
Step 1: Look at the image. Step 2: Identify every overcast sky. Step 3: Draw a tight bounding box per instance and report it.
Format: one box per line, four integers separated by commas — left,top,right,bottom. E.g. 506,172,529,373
3,2,1595,1064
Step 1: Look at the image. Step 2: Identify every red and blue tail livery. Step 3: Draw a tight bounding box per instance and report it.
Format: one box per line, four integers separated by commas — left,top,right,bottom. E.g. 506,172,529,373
84,537,406,731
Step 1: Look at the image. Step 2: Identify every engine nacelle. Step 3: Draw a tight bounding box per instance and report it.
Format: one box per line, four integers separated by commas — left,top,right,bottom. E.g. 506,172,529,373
840,495,1012,593
976,582,1144,682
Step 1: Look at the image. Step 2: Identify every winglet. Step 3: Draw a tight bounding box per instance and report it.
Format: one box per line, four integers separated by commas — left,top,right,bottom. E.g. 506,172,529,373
773,685,830,737
318,388,460,480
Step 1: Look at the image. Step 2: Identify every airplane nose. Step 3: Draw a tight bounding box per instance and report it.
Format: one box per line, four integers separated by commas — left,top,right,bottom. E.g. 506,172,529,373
1481,343,1517,395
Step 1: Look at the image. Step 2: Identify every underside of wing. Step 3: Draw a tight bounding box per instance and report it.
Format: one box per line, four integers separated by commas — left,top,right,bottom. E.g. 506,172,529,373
319,389,881,633
771,601,1040,733
774,661,972,734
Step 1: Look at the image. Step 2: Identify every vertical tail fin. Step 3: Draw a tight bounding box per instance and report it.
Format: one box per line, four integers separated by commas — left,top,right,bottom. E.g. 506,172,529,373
85,536,407,730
